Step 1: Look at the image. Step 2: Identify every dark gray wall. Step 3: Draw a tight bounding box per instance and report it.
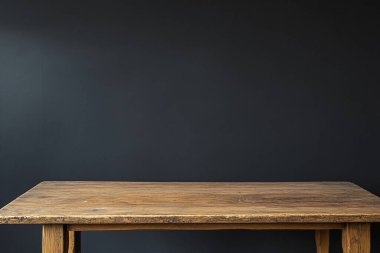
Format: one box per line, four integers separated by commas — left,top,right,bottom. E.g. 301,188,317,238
0,1,379,252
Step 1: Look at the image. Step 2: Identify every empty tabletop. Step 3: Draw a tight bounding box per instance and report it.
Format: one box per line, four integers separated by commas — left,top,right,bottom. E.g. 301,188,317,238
1,181,380,224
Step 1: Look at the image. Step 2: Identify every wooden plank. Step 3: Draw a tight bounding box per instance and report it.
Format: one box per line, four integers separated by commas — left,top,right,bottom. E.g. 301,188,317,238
342,223,370,253
42,225,67,253
68,223,344,231
1,182,380,224
68,231,81,253
315,230,329,253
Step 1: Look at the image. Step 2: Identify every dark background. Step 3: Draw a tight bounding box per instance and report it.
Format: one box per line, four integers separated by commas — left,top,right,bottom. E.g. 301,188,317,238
0,0,379,252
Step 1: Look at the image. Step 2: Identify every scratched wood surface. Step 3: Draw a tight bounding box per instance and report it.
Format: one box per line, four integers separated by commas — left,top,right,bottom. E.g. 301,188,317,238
1,181,380,224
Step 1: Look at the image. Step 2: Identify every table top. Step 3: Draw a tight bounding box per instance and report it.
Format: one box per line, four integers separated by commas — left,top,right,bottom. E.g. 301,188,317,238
1,181,380,224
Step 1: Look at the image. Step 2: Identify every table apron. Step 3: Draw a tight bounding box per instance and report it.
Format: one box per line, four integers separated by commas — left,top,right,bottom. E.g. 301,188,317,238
68,223,345,231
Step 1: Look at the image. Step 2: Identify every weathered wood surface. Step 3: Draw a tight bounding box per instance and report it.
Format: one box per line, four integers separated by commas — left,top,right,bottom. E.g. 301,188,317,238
42,225,67,253
315,230,330,253
342,223,370,253
1,181,380,224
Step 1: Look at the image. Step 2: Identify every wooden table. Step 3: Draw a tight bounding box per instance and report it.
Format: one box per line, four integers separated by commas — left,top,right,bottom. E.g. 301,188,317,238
1,181,380,253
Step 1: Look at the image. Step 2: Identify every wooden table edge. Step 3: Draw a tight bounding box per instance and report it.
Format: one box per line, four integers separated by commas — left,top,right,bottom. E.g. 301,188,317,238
2,214,380,225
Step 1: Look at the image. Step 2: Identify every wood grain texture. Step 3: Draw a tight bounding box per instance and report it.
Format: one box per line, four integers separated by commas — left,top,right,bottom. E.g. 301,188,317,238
68,231,81,253
68,223,344,231
342,223,370,253
42,225,67,253
315,230,330,253
1,181,380,224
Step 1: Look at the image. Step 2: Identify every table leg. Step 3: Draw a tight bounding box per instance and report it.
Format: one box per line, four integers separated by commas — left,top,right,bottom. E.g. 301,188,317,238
315,230,329,253
342,223,370,253
42,225,68,253
68,231,81,253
